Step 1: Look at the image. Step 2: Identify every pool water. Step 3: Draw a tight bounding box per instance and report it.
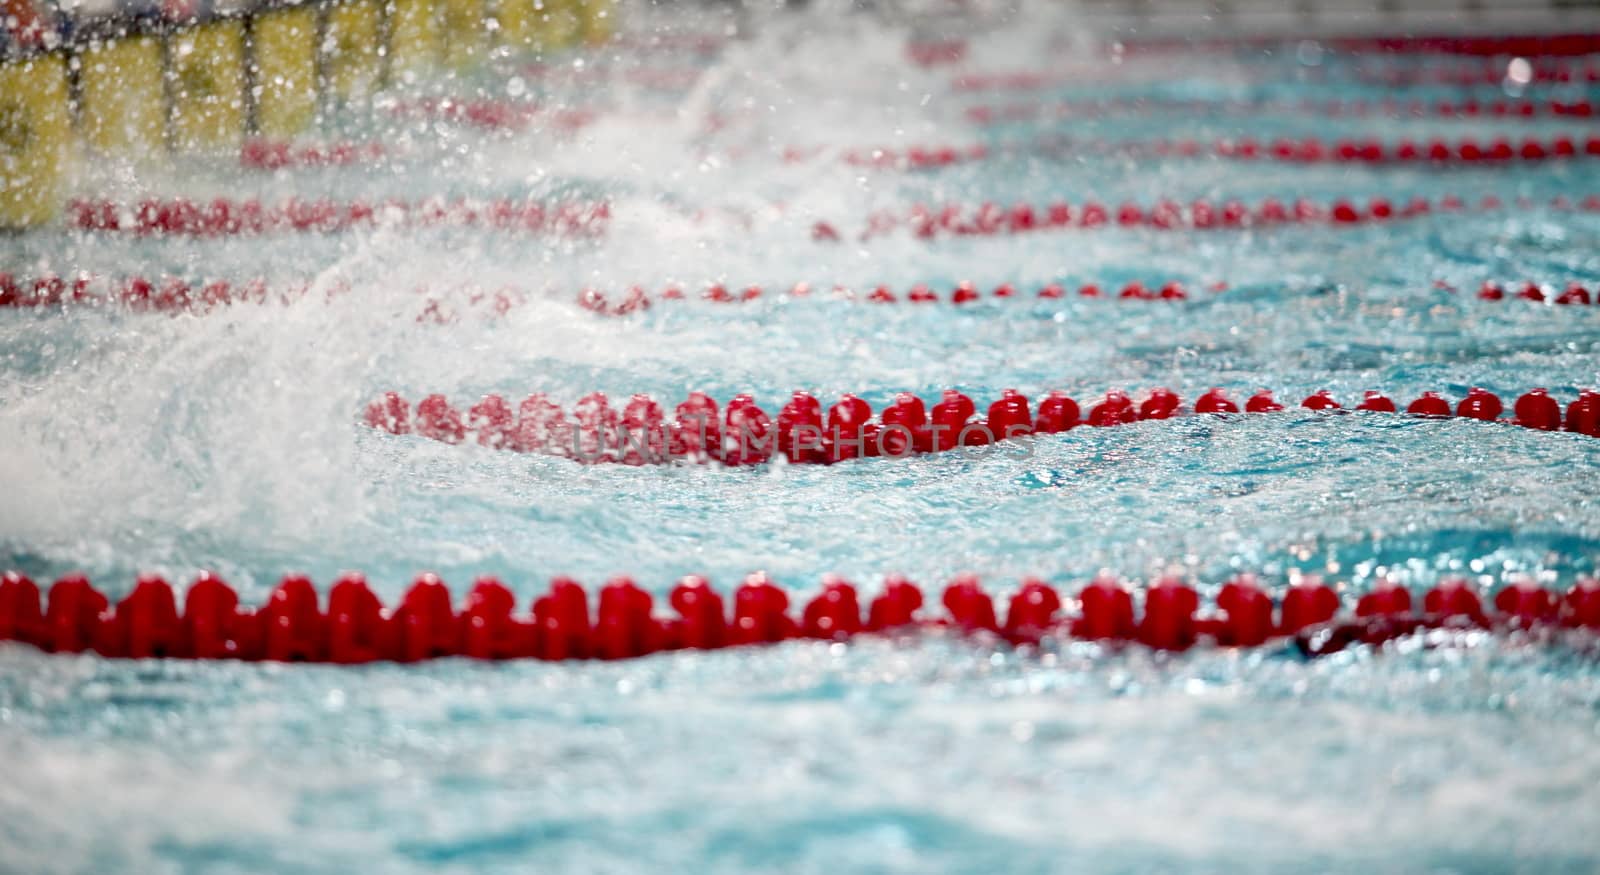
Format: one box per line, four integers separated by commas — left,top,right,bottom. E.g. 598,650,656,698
3,4,1600,872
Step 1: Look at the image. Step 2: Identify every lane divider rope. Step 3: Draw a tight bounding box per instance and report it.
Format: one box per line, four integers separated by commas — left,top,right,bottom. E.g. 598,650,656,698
790,134,1600,171
574,280,1219,314
6,569,1593,665
964,97,1600,125
363,385,1600,465
1448,280,1600,304
65,197,611,237
0,273,531,314
2,569,1595,663
0,274,1201,316
1348,61,1600,87
1091,32,1600,58
7,274,1595,316
239,138,390,170
386,97,602,133
812,193,1600,242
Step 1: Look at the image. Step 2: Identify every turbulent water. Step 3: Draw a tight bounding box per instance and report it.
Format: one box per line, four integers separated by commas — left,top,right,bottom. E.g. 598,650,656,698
3,3,1600,872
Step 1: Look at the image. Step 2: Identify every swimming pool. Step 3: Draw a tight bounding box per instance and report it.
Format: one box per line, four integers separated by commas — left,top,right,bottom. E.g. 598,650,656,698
3,3,1600,871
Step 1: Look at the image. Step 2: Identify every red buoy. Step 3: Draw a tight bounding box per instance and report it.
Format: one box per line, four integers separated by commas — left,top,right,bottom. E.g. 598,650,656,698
1356,391,1397,412
669,575,727,649
1086,391,1136,426
327,573,388,664
1494,576,1558,626
1356,578,1412,617
1456,388,1503,421
1513,389,1562,430
1034,391,1080,433
0,572,42,647
1004,578,1061,641
1138,388,1181,420
261,574,325,662
731,573,795,644
1139,577,1199,650
1215,574,1274,646
1073,574,1135,640
802,576,863,640
867,576,924,631
942,575,998,632
1407,392,1452,417
1280,574,1340,633
595,577,660,659
1423,578,1488,626
43,574,107,654
1301,390,1341,411
1195,388,1239,414
1246,391,1284,413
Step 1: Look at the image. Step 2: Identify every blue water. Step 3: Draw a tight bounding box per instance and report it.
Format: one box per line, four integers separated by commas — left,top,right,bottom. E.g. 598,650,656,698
3,6,1600,872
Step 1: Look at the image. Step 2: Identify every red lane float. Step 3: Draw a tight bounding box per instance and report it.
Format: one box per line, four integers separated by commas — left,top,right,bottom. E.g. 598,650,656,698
965,97,1600,126
817,193,1600,242
2,569,1594,663
364,386,1600,465
65,197,610,237
575,279,1217,314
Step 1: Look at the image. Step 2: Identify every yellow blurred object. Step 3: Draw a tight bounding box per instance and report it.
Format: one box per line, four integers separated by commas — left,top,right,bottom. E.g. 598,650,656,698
79,36,165,157
0,55,73,228
253,5,319,136
169,20,247,151
495,0,604,54
389,0,443,80
542,0,582,51
442,0,487,68
493,0,533,50
324,0,384,100
578,0,614,45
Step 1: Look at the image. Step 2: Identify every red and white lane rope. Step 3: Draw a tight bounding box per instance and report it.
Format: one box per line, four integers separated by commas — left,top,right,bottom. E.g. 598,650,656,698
574,280,1219,314
964,97,1600,126
0,274,1208,316
813,193,1600,242
953,59,1600,94
386,97,602,133
2,569,1595,663
0,273,537,315
66,197,610,237
1349,59,1600,87
1103,32,1600,58
363,385,1600,466
789,133,1600,171
609,32,729,56
8,273,1596,317
514,63,706,92
239,138,390,170
0,274,1208,318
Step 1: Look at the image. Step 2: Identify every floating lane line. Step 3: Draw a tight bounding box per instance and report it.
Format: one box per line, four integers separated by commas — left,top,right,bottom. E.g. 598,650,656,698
1,569,1595,663
362,386,1600,466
